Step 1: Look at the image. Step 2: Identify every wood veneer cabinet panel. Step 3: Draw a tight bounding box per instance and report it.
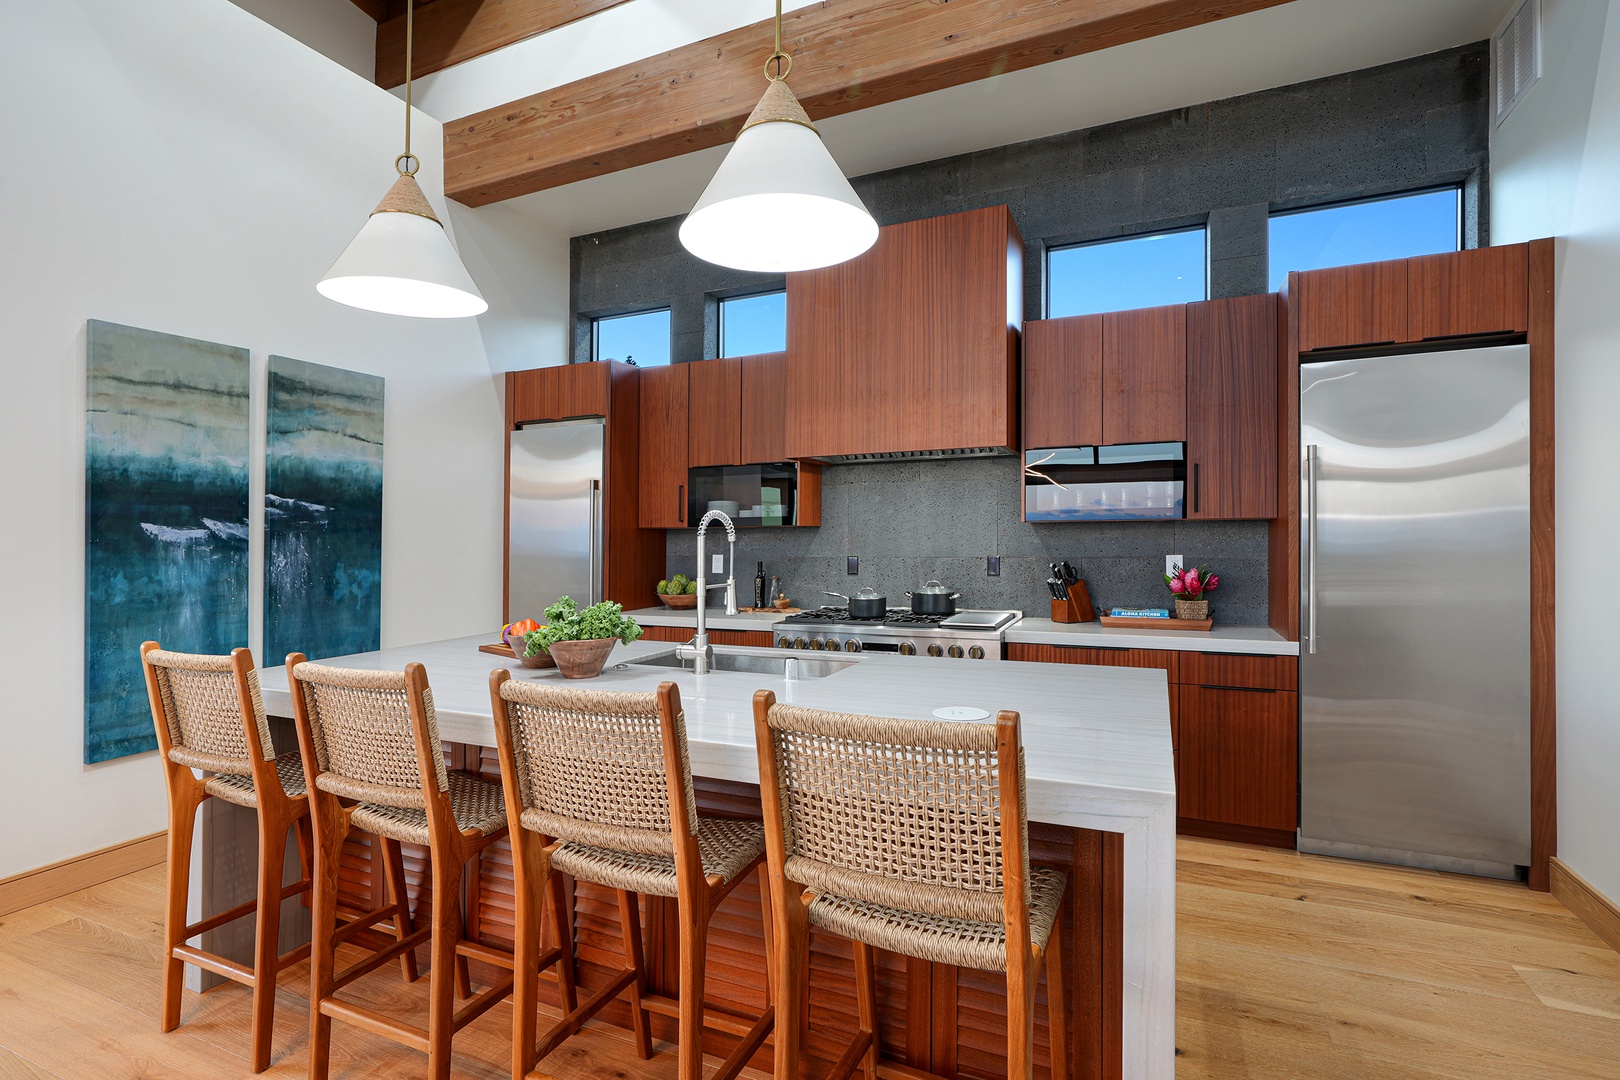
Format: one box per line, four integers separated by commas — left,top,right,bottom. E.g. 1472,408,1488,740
1186,294,1278,520
1177,685,1298,833
1102,304,1186,444
636,625,770,647
738,352,787,463
1408,245,1529,340
786,206,1022,459
507,361,610,424
1005,642,1180,680
1022,315,1104,449
1179,651,1297,691
687,357,742,467
1292,261,1408,352
638,363,688,528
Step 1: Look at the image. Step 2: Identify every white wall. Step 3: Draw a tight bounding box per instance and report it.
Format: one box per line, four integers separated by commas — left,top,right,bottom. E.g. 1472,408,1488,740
0,0,569,878
226,0,377,79
1492,0,1620,904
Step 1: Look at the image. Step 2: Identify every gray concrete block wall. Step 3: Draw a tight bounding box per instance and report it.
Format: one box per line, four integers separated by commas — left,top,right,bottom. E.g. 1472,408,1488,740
589,42,1489,622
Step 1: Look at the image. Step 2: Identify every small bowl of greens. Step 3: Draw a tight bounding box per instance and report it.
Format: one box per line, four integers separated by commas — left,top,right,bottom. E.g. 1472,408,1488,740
524,597,643,679
656,574,699,609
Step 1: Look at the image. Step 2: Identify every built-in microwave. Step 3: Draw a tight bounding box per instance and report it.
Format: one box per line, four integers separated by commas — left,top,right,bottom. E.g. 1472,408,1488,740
1023,442,1186,522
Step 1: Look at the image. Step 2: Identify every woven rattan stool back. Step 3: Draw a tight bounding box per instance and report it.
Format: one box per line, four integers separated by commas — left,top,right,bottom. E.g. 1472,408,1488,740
144,647,274,775
759,704,1028,924
495,680,697,856
290,661,449,809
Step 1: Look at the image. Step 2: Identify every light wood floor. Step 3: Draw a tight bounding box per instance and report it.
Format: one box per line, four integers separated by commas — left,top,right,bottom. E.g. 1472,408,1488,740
1,837,1617,1078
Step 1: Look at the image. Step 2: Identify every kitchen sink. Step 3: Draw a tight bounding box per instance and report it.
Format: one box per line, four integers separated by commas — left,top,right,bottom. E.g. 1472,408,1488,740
629,648,856,680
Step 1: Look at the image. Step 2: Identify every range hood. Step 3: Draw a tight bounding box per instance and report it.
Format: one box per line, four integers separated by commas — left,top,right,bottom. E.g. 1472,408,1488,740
815,446,1014,465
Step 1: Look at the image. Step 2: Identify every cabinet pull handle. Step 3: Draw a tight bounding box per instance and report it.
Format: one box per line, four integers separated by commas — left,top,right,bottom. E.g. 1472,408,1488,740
1304,444,1319,654
1193,462,1201,514
678,484,685,524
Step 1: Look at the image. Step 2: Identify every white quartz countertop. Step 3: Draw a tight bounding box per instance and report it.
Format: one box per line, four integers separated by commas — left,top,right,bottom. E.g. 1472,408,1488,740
621,607,785,632
259,634,1175,817
1006,618,1298,655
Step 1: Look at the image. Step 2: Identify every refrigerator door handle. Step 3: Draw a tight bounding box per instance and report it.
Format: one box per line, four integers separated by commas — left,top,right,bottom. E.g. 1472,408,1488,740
1304,443,1319,654
588,479,602,607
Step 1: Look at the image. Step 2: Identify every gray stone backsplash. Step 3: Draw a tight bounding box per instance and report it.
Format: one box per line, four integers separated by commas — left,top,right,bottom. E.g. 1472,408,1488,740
665,457,1270,625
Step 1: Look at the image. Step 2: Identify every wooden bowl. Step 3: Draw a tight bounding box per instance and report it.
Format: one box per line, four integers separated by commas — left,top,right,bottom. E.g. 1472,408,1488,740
547,637,618,679
660,593,698,609
504,630,555,668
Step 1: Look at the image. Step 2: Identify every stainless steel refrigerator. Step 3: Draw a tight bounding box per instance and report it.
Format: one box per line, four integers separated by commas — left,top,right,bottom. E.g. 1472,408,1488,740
507,419,603,622
1298,344,1531,879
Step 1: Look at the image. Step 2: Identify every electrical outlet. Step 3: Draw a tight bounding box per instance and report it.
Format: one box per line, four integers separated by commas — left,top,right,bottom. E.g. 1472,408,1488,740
987,556,1001,576
847,556,859,575
1166,554,1183,576
712,553,725,575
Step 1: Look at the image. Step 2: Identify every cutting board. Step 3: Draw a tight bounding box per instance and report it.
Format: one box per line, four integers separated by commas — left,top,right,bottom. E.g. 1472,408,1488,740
479,642,518,657
1097,615,1212,632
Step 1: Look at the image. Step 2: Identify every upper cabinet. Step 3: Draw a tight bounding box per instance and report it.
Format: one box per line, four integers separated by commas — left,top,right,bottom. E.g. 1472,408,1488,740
1023,302,1188,449
739,352,788,464
687,357,743,467
509,361,611,425
1292,245,1530,352
638,363,689,529
1186,294,1278,520
785,206,1023,460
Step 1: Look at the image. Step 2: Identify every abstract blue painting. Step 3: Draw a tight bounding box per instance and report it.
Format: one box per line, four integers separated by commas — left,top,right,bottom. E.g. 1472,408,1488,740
264,356,384,664
85,321,250,764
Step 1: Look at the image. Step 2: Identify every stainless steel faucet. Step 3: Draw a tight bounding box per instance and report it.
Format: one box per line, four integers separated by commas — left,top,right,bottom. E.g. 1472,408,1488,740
677,509,736,675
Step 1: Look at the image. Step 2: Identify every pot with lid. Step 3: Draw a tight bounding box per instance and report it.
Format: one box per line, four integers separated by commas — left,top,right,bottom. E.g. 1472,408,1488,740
825,587,887,619
906,579,960,616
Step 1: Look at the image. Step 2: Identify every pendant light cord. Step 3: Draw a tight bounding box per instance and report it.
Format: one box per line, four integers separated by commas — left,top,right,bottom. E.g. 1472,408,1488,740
766,0,791,81
397,0,418,175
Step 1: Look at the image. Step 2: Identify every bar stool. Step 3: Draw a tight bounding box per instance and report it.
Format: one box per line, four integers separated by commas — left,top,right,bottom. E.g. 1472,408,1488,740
139,642,314,1073
286,656,514,1080
752,692,1069,1080
489,673,776,1080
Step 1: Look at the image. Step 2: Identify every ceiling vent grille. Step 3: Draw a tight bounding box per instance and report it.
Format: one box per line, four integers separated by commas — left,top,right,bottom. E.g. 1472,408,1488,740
1495,0,1541,125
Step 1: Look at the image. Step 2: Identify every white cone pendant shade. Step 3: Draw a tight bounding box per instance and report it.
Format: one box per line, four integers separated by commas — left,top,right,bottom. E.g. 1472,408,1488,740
318,173,488,319
680,80,877,273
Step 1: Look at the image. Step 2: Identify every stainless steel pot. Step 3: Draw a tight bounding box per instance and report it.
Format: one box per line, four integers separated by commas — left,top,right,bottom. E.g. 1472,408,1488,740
826,587,887,619
906,580,960,616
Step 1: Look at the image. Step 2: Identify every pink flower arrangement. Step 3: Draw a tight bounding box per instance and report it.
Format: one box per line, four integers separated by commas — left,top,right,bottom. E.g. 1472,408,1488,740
1164,565,1220,600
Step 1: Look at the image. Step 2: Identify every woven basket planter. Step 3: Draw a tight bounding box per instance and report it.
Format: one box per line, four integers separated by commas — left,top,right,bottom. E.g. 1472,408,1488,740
547,637,619,679
1174,599,1210,621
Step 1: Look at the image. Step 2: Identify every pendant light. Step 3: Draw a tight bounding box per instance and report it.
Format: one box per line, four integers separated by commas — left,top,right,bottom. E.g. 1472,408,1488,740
679,0,878,273
318,0,487,318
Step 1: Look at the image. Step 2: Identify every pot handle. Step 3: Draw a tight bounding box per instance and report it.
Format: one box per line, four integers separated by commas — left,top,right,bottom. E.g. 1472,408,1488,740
824,591,849,601
924,579,944,587
948,592,960,600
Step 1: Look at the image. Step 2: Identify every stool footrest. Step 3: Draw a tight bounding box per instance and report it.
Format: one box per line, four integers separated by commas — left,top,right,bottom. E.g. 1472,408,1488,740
826,1027,876,1080
319,996,431,1053
451,973,515,1033
534,967,638,1060
455,937,516,971
331,925,433,992
182,895,259,940
710,1005,776,1080
639,993,766,1039
172,943,255,987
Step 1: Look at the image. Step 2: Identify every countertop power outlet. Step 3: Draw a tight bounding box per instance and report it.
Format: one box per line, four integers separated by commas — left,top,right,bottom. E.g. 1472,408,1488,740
712,553,725,575
1166,554,1183,576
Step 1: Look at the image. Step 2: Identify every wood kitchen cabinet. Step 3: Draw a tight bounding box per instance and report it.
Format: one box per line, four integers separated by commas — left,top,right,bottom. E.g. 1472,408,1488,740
1186,293,1278,520
638,363,689,528
739,352,788,463
786,205,1022,459
508,360,612,425
688,356,743,467
1292,245,1531,353
1103,304,1187,444
1022,314,1103,449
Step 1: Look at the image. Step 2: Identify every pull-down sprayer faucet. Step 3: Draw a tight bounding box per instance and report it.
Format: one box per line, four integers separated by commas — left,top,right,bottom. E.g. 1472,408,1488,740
677,509,736,675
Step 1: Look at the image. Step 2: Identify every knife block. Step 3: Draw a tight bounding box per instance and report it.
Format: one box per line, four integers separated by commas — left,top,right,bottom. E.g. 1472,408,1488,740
1051,581,1096,623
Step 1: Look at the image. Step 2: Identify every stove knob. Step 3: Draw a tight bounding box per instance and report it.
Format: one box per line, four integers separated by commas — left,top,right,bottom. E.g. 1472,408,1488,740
845,639,862,653
927,643,944,657
968,645,986,660
811,638,826,651
777,636,794,649
793,636,808,650
824,638,840,652
899,642,916,656
948,644,965,659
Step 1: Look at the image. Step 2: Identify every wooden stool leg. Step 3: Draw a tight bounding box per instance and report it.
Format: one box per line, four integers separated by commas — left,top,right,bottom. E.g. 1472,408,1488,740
549,871,578,1014
248,818,289,1073
308,815,347,1080
853,941,879,1080
1007,946,1038,1080
160,785,201,1034
757,866,775,1009
773,892,810,1080
294,814,315,903
617,890,654,1059
1043,916,1068,1080
676,893,709,1080
427,854,464,1080
379,838,420,983
511,835,546,1080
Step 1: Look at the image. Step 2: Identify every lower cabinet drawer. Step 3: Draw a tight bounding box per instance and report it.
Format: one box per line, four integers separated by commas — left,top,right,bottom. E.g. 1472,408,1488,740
1176,685,1298,833
637,625,771,647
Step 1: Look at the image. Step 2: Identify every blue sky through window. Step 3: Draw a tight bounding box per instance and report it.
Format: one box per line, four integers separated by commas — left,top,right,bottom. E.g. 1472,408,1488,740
1047,228,1207,318
594,309,670,366
1269,189,1460,291
721,291,787,357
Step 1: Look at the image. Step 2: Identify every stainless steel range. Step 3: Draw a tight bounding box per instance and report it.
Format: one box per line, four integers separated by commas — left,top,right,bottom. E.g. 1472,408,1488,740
775,607,1021,660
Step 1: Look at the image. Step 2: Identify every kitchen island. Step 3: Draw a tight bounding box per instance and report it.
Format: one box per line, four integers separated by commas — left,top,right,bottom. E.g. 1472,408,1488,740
241,635,1176,1080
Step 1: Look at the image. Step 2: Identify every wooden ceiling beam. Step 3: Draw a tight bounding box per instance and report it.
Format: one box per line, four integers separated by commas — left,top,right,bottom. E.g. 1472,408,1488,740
443,0,1297,208
375,0,634,88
